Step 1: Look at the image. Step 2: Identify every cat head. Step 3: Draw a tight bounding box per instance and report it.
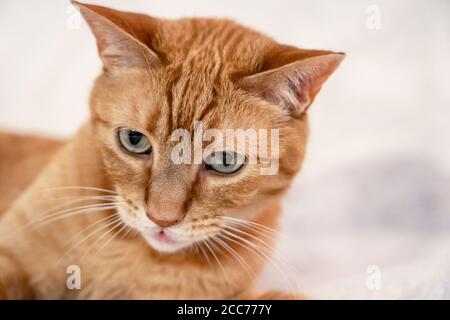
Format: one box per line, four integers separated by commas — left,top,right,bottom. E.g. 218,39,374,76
74,1,344,253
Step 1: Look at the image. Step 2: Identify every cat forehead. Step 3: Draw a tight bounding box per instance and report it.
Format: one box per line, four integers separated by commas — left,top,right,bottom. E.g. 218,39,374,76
98,66,279,139
108,20,276,130
124,61,277,134
152,67,277,136
155,18,272,69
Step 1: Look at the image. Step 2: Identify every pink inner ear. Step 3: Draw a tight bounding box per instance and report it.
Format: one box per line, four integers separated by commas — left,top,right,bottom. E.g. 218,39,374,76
239,53,345,115
75,2,160,69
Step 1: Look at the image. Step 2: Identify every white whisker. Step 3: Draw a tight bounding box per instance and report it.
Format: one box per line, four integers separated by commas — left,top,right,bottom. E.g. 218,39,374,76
202,239,234,289
211,236,257,280
220,228,298,295
223,224,298,278
36,196,118,218
78,217,123,262
38,186,118,195
2,203,119,241
94,222,128,255
55,214,118,266
222,216,280,236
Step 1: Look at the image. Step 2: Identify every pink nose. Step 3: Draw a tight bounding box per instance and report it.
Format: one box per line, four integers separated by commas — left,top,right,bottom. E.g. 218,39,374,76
146,210,184,228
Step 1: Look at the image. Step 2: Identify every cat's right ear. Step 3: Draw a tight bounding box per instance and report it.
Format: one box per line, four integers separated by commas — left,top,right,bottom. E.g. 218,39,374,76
239,46,344,117
72,1,161,70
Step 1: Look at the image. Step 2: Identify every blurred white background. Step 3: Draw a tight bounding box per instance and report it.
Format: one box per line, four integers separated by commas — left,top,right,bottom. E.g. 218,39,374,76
1,0,449,298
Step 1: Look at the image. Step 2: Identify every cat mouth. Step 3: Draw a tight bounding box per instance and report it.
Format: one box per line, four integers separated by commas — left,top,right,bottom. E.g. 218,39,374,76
141,227,192,253
154,229,174,243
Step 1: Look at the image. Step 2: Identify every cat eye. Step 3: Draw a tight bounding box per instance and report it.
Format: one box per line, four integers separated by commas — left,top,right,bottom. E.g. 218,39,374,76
117,128,152,155
204,152,245,175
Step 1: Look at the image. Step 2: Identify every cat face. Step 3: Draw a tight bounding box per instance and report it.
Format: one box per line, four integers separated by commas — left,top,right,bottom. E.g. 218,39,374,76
75,2,344,253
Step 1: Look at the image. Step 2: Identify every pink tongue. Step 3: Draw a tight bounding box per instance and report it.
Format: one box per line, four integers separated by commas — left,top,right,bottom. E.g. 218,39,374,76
156,230,172,243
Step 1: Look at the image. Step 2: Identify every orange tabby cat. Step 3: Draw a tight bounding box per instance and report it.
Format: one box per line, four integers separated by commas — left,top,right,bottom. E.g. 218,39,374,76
0,2,344,299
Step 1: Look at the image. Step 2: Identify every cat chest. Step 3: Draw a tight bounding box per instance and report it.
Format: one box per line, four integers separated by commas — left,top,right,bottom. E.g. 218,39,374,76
62,254,236,299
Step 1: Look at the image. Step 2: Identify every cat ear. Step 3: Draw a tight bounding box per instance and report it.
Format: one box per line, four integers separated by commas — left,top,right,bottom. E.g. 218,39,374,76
239,48,344,116
72,1,161,70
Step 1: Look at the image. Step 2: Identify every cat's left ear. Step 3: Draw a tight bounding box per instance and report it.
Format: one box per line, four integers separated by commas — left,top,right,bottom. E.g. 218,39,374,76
239,47,345,116
72,1,161,70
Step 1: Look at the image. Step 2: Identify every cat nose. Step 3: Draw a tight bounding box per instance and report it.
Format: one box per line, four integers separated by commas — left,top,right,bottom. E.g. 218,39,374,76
145,198,186,227
146,211,183,228
145,164,190,228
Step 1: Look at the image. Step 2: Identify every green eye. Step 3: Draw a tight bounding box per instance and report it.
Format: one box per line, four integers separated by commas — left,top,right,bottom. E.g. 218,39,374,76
118,129,152,155
205,152,245,175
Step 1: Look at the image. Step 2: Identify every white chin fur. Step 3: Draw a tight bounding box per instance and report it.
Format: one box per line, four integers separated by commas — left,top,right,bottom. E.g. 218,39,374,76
141,233,191,253
116,206,193,253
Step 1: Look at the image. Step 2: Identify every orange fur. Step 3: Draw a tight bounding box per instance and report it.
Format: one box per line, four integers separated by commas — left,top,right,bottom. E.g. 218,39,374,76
0,2,343,299
0,132,63,214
